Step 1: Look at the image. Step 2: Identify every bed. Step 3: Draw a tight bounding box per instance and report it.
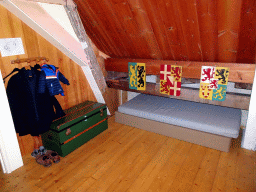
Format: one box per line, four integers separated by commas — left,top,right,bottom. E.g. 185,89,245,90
115,94,241,152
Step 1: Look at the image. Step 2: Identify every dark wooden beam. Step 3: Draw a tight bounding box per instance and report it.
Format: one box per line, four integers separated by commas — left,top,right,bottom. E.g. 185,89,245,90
105,58,256,83
106,78,251,110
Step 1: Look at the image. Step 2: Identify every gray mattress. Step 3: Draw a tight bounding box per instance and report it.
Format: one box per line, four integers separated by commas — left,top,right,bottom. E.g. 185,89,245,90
118,94,241,138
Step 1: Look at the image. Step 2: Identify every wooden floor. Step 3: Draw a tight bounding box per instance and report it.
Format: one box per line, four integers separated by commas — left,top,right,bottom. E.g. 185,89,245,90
0,116,255,192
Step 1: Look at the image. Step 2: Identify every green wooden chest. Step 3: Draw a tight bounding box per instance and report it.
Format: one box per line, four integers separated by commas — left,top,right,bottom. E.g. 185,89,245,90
42,101,108,157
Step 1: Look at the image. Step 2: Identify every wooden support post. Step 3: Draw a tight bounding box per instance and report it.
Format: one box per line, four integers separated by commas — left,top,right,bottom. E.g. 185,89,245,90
65,3,118,115
65,4,107,93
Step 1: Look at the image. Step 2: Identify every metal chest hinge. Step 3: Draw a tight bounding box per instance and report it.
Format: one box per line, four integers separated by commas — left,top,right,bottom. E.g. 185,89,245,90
100,108,104,117
66,128,71,136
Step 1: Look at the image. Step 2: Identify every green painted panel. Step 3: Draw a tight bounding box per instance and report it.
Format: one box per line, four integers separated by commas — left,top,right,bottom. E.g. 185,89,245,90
42,101,108,157
51,103,105,131
42,120,108,157
58,108,107,143
42,135,63,156
64,101,94,114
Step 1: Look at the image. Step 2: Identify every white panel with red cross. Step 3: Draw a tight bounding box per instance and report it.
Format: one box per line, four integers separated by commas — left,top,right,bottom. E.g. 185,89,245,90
160,64,171,81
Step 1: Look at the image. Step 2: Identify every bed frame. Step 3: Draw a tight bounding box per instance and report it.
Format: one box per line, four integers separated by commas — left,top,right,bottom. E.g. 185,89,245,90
115,111,233,152
107,59,255,152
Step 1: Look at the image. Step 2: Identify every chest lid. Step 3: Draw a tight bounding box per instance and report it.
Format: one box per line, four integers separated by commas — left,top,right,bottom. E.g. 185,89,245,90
50,101,106,131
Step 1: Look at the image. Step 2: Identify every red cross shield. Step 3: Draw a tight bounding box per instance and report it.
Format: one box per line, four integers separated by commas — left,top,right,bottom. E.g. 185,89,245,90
160,65,171,81
167,76,181,96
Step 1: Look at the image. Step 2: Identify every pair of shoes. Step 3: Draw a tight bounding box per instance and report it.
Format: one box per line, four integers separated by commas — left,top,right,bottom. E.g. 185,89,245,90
45,150,61,163
39,146,47,155
35,150,61,167
31,146,47,158
36,154,52,167
31,149,39,158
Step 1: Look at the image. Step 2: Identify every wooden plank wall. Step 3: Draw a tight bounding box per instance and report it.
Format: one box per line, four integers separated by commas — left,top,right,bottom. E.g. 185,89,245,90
0,5,97,156
75,0,256,64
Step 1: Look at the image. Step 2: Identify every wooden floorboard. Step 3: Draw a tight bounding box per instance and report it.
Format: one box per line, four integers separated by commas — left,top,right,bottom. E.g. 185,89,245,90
0,116,255,192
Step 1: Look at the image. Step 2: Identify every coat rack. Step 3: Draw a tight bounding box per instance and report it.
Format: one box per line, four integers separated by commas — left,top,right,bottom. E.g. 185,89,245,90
11,57,49,64
3,57,49,82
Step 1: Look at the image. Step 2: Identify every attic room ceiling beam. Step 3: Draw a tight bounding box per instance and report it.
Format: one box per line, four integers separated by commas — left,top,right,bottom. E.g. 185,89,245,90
64,1,120,115
26,0,65,5
105,58,256,84
26,0,75,7
64,3,107,95
0,0,111,114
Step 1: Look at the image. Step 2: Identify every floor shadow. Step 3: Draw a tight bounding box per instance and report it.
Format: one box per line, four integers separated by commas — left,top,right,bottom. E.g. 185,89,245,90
230,127,243,150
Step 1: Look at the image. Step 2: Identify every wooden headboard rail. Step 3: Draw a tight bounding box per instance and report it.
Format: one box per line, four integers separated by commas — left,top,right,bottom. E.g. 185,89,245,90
105,58,256,84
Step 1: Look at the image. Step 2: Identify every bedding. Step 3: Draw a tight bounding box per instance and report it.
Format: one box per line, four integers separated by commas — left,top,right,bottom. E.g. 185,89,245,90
118,94,241,138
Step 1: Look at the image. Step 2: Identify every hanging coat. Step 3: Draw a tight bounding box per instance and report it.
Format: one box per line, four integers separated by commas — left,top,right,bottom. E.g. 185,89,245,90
41,64,70,96
6,67,55,136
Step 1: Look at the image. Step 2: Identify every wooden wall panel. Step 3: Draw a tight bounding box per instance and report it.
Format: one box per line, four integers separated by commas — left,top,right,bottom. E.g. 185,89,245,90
74,0,256,63
111,1,151,58
78,0,121,57
142,0,174,60
217,0,242,63
0,5,96,156
90,0,130,57
236,0,256,63
196,0,218,62
158,0,188,61
173,0,203,61
128,0,163,59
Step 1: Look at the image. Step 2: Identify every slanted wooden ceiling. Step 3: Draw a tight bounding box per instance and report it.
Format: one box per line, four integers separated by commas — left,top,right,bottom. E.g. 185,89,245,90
74,0,256,64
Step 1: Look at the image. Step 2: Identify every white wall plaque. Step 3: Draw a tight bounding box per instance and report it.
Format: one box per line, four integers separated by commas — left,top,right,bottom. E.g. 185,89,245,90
0,38,25,57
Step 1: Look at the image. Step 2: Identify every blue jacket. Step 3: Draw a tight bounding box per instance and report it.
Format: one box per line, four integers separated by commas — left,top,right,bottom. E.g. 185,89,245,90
41,64,70,96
